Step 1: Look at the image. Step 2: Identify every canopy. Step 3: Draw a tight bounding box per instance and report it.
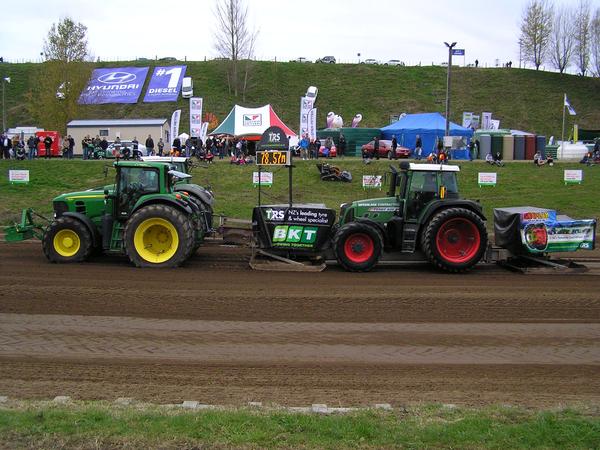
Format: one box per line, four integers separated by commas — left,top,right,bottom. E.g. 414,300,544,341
380,112,473,156
210,104,296,141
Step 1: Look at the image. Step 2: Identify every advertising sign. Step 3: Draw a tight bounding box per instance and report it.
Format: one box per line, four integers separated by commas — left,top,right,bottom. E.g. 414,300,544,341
462,112,473,128
9,170,29,184
170,109,181,147
481,112,492,130
564,170,583,185
478,172,497,187
257,126,289,152
299,96,315,138
452,48,465,56
307,107,317,140
79,67,149,104
243,114,262,127
190,98,203,138
253,171,273,187
362,175,382,189
143,66,186,103
519,210,596,253
258,206,336,250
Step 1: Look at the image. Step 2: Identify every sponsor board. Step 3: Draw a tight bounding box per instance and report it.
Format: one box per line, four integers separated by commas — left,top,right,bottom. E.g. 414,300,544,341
564,169,583,185
362,175,382,189
9,170,29,184
243,114,262,127
478,172,497,187
272,225,318,247
79,67,149,104
253,171,273,187
520,215,596,253
143,66,186,103
190,97,203,138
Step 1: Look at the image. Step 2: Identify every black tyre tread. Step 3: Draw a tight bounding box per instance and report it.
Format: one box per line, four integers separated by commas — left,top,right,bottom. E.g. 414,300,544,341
333,221,383,272
422,207,487,273
42,216,93,263
124,204,194,268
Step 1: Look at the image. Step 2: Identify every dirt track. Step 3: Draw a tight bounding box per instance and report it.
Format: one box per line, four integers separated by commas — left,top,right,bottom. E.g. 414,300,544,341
1,242,599,407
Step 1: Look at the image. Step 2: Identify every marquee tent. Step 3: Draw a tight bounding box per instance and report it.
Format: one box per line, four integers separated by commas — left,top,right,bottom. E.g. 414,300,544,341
380,112,473,157
210,104,296,140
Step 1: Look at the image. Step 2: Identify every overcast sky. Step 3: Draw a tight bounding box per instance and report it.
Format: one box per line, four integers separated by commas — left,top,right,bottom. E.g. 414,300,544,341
1,0,598,70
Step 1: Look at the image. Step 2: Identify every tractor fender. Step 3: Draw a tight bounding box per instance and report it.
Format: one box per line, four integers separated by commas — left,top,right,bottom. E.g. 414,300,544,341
421,200,486,225
61,212,101,248
353,218,389,246
132,196,193,216
174,184,214,207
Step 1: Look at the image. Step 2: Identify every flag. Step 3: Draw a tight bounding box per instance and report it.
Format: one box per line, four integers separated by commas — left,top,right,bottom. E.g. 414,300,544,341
564,94,576,116
170,109,181,147
3,77,10,83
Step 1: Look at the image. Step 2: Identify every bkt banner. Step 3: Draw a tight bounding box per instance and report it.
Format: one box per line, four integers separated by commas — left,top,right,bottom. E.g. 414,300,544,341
143,65,187,103
79,67,149,104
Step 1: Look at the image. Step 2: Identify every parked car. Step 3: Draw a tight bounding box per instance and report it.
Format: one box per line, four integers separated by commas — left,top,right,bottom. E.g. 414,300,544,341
95,140,148,159
385,59,405,66
182,77,193,98
363,59,379,65
291,57,312,63
361,140,411,159
316,56,336,64
305,85,318,99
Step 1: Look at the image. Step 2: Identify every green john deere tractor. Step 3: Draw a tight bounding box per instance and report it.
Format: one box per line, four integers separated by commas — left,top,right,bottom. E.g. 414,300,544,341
6,161,212,267
253,162,488,273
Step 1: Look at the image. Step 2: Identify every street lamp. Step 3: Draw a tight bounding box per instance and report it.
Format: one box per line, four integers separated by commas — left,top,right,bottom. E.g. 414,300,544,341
444,41,456,137
2,76,10,132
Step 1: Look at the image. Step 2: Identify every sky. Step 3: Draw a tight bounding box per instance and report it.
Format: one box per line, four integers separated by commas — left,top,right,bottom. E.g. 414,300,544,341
1,0,599,70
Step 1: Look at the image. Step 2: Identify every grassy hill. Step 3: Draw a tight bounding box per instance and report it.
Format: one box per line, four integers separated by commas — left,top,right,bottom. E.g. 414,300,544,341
1,60,599,137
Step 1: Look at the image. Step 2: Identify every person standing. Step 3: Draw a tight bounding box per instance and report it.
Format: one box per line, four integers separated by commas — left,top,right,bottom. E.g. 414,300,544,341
43,135,53,159
67,135,75,159
145,134,155,156
468,139,475,161
132,136,140,158
27,135,36,160
415,134,422,160
338,133,346,158
390,135,398,160
299,134,309,160
157,138,164,156
373,136,380,160
1,133,12,159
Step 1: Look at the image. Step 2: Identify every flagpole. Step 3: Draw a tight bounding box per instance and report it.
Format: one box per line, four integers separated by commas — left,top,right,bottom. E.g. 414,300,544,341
561,93,566,154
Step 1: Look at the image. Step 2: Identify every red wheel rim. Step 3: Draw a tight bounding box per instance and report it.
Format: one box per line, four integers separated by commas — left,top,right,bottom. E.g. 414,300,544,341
435,218,481,264
344,233,374,263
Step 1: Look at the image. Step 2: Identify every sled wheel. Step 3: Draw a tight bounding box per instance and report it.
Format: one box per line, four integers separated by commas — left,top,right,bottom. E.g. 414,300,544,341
125,204,194,268
422,207,487,272
333,222,383,272
42,216,93,263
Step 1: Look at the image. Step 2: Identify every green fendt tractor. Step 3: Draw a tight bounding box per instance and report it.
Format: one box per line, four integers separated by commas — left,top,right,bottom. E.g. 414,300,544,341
6,161,211,267
253,162,488,272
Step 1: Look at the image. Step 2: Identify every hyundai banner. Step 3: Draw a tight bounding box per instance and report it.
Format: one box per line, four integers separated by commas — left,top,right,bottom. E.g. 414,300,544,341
79,67,149,104
143,65,187,103
190,98,203,138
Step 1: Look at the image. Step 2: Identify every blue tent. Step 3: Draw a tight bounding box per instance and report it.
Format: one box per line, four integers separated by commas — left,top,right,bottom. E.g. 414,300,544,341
380,113,474,158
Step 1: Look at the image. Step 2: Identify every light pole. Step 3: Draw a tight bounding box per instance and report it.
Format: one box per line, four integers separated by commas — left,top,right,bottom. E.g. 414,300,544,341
444,41,456,137
2,77,10,132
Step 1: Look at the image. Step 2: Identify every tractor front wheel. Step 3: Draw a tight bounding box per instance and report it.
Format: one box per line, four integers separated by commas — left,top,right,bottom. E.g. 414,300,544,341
42,216,93,263
422,207,487,272
333,222,383,272
124,204,194,268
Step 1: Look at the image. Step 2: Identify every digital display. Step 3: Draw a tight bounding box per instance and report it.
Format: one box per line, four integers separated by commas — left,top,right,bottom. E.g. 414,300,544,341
256,150,290,166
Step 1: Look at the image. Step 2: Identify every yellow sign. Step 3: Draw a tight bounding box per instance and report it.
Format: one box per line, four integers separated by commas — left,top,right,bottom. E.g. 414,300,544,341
256,150,290,166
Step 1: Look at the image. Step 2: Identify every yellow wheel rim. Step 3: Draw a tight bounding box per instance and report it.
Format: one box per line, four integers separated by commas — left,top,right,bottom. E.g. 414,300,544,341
53,229,81,257
133,218,179,263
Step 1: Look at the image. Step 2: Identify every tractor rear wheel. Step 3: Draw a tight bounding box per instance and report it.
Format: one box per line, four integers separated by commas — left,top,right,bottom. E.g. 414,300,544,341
124,204,194,268
42,216,93,263
422,207,487,272
333,222,383,272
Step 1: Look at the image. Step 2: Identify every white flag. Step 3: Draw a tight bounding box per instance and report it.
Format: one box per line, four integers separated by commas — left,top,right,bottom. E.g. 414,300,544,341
564,94,576,116
170,109,181,146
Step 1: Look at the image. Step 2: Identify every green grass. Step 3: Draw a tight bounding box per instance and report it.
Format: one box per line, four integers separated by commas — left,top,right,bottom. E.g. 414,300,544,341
3,60,600,137
1,403,599,449
1,159,598,229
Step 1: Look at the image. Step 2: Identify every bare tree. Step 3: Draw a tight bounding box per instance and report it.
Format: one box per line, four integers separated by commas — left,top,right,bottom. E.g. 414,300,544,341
573,0,592,75
592,7,600,76
213,0,258,98
519,0,554,70
549,5,575,73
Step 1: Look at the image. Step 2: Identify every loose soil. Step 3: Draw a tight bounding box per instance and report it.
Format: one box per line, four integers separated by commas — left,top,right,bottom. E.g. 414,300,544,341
1,242,599,407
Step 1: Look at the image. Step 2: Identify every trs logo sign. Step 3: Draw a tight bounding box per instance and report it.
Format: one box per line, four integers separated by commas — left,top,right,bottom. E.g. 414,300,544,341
265,208,285,220
273,226,318,245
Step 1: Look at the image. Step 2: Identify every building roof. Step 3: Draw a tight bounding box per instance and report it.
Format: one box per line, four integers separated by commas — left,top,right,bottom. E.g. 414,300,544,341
67,119,168,127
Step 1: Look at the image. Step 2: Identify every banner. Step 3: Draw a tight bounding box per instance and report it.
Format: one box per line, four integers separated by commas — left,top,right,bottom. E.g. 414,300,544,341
9,170,29,184
190,98,203,138
564,170,583,185
253,171,273,187
307,108,317,140
478,172,497,187
481,112,492,130
462,112,473,128
200,122,209,143
299,96,315,138
362,175,382,189
79,67,149,104
170,110,181,147
143,65,186,103
519,210,595,253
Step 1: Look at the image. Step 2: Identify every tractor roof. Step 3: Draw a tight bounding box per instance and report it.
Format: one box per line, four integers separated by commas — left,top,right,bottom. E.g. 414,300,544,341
406,163,460,172
142,156,188,163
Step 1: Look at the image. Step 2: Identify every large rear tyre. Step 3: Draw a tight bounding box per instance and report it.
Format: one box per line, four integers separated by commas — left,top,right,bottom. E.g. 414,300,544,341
124,204,194,268
422,207,487,272
333,222,383,272
42,216,93,263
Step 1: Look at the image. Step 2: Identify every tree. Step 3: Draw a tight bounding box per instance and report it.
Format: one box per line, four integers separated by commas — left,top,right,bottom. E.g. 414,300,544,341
549,5,575,73
28,17,93,133
519,0,554,70
573,0,592,76
213,0,258,98
592,7,600,76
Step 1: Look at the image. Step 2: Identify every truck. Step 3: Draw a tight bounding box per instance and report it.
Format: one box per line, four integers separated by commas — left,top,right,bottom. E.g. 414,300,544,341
6,160,212,267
